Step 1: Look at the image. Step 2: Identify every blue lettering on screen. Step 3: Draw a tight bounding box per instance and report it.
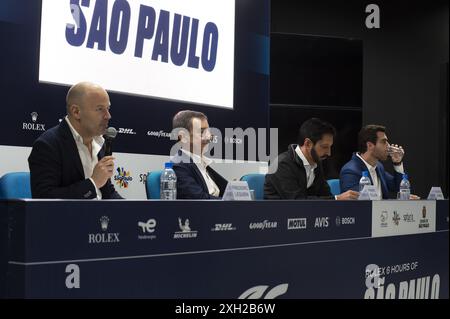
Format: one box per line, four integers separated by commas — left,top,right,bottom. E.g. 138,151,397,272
202,22,218,72
86,0,108,51
187,18,200,69
109,0,131,55
64,0,219,72
65,0,89,47
170,14,190,66
134,5,156,58
152,10,169,63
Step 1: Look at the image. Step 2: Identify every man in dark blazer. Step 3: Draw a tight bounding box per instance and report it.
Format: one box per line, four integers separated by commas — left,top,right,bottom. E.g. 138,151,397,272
340,124,416,199
264,118,358,200
28,82,122,199
170,110,227,199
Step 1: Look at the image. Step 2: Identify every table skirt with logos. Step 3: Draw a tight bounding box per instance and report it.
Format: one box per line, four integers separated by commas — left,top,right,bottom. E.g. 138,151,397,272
0,199,448,298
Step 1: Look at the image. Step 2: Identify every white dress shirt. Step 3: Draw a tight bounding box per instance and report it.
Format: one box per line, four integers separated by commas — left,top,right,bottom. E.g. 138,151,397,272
356,153,404,200
65,116,104,199
181,149,220,197
295,145,317,188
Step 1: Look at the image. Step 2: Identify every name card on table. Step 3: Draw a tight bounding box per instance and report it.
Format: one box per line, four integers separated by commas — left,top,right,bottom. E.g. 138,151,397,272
427,187,445,200
222,181,252,201
358,185,380,200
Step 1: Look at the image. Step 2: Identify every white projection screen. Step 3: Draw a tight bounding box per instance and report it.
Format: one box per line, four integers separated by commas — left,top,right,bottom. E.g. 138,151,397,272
39,0,235,109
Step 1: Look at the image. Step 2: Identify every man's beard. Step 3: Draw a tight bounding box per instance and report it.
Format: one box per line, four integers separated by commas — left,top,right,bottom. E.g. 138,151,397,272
374,149,388,161
311,147,328,162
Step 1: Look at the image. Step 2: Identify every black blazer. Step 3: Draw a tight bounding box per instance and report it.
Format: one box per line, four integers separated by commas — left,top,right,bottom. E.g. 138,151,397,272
264,144,333,200
171,151,228,199
28,120,122,199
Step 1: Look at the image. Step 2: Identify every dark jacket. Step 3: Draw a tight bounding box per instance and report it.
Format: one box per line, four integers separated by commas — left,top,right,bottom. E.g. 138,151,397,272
340,153,403,199
264,144,333,200
28,120,122,199
171,151,228,199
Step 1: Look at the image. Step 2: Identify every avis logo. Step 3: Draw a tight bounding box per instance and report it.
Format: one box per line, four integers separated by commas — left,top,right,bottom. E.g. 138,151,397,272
314,217,329,228
114,167,133,188
238,284,289,299
118,128,137,135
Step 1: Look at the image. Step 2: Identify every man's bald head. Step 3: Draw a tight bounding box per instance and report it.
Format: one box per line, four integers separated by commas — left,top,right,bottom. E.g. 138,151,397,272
65,82,111,139
66,82,107,114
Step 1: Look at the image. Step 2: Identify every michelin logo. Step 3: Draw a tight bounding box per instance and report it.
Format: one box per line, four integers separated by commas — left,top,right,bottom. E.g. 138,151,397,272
174,218,198,239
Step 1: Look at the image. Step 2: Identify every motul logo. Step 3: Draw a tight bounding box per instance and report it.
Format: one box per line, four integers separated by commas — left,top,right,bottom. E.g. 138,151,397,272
287,218,306,230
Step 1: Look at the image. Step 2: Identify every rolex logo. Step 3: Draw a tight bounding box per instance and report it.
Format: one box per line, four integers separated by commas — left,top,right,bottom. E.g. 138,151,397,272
31,112,38,122
23,111,45,131
88,216,119,244
100,216,109,231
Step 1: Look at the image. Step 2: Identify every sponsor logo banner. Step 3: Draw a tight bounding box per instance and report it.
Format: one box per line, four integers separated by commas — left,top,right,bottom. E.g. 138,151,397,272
372,201,436,237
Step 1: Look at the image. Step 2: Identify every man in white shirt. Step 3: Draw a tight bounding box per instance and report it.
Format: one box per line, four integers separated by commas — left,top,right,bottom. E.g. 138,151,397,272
340,124,418,199
170,110,227,199
28,82,122,199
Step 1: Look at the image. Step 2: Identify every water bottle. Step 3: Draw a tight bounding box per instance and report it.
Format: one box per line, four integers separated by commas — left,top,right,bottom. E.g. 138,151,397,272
399,174,410,200
160,162,177,200
359,171,372,192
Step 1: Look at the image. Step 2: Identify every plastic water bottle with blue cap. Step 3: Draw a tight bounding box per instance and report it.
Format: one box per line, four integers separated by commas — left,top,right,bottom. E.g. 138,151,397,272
359,171,372,192
399,174,410,200
160,162,177,200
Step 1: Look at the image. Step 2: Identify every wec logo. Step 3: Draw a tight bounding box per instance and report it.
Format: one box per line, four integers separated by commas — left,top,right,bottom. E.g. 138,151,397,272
238,284,289,299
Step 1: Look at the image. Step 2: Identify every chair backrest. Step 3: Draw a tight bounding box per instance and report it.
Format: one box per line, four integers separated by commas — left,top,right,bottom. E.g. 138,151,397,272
240,174,266,200
0,172,32,199
145,170,163,199
327,179,341,196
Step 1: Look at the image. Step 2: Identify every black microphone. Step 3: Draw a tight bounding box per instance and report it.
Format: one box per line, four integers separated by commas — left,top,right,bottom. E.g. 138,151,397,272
104,127,117,156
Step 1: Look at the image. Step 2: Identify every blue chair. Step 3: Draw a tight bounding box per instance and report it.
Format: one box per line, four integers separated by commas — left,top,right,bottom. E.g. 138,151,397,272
145,170,163,199
240,173,266,200
0,172,32,199
327,179,341,196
